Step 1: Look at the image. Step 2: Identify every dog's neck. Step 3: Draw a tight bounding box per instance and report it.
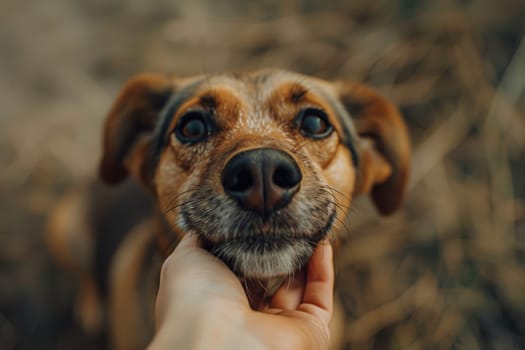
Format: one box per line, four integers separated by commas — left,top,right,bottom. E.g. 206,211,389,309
152,213,181,257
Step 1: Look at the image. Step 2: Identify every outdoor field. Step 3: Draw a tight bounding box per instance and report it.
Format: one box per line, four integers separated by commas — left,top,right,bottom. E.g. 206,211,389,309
1,0,524,348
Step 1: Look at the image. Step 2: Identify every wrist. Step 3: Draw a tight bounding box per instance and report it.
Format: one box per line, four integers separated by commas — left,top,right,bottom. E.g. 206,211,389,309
151,299,265,350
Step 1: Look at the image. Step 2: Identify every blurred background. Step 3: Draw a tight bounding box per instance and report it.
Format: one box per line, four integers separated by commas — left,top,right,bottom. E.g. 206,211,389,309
1,0,525,349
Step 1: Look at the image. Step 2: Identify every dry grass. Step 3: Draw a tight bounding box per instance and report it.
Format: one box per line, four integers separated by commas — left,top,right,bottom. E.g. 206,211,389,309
1,0,524,349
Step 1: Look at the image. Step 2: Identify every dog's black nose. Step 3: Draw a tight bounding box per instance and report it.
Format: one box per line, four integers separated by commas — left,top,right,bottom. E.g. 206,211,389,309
222,148,302,216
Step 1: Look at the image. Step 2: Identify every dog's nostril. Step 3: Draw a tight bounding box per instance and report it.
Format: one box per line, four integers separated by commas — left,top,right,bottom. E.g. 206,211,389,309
230,168,253,192
273,164,301,189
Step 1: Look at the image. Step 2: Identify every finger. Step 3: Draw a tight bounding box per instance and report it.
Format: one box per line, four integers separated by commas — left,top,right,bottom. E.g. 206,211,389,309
298,241,334,324
155,236,196,327
269,270,306,310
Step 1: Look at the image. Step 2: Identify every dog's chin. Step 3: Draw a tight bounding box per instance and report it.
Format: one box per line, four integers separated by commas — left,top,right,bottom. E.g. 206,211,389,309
181,189,337,279
201,234,325,279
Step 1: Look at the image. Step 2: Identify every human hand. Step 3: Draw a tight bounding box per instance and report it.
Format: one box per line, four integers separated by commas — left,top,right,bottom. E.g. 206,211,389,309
148,234,334,350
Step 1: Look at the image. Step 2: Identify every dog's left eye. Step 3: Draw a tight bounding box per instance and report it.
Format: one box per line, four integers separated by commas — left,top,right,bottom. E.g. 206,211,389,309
296,108,333,139
175,111,210,143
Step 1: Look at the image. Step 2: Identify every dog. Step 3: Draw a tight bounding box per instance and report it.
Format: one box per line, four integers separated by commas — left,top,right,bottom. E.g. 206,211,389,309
47,69,410,349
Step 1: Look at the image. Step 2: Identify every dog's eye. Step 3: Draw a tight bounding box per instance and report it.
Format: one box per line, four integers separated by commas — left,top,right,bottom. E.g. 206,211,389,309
175,111,209,143
296,108,333,139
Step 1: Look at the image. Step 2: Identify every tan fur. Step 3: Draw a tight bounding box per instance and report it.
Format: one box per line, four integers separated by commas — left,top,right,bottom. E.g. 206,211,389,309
108,221,157,350
46,190,92,273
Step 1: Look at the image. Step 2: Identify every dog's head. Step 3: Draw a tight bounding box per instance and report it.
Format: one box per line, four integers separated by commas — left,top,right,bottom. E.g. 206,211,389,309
99,70,410,279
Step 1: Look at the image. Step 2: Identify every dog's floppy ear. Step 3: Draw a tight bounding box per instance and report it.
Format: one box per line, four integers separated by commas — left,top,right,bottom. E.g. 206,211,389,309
335,82,411,215
99,74,173,186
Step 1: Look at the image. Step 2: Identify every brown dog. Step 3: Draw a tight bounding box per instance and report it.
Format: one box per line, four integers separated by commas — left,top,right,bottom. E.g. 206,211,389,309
47,69,410,349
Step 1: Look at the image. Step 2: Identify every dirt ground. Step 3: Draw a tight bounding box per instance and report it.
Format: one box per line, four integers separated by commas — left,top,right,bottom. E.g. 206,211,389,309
1,0,525,349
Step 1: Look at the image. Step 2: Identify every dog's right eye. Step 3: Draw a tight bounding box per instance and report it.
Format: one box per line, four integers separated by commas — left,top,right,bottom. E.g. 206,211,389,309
174,111,210,144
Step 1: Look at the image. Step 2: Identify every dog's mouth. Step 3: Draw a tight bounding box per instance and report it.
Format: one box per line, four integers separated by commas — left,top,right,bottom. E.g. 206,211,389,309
193,209,336,279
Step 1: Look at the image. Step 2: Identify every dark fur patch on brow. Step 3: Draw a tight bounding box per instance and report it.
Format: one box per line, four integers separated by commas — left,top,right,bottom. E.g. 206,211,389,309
253,72,271,85
290,85,308,103
199,94,217,109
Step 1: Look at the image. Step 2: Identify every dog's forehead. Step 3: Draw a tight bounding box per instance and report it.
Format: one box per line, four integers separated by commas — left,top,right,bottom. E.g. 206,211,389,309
213,72,341,133
177,70,331,103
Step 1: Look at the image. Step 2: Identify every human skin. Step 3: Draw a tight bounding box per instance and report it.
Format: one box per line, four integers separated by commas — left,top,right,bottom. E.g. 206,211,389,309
148,234,334,350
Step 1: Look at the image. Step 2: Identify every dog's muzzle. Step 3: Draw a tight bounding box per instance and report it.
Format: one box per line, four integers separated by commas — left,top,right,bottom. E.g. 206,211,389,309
221,148,302,217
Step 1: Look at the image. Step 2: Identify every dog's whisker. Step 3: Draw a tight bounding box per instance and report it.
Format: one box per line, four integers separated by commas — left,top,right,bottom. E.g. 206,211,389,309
328,212,352,240
162,187,201,214
163,186,199,205
321,184,353,206
163,198,201,216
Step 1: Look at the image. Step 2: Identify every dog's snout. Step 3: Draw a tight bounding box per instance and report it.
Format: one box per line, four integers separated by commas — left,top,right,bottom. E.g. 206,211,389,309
222,148,301,216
